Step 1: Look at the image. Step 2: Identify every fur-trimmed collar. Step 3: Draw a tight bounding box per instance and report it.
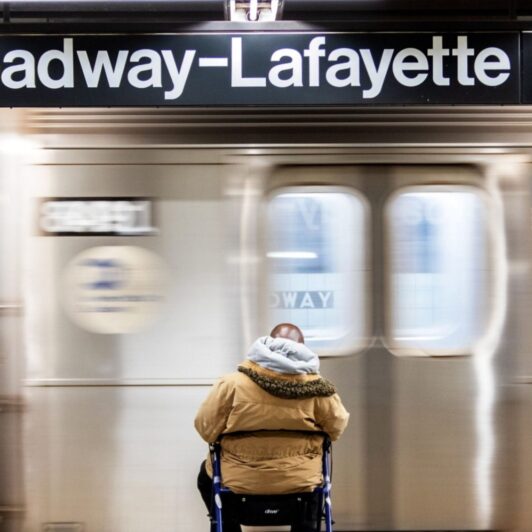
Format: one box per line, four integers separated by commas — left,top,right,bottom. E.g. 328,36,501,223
238,360,336,399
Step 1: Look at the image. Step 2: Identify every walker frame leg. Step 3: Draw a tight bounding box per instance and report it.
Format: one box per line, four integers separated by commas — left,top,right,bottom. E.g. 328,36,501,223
210,443,224,532
322,439,334,532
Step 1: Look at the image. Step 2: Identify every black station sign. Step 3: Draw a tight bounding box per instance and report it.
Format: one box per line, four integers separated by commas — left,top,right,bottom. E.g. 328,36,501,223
0,32,525,106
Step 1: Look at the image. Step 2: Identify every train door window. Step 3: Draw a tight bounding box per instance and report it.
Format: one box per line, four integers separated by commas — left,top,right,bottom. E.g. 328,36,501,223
386,187,490,355
267,187,368,354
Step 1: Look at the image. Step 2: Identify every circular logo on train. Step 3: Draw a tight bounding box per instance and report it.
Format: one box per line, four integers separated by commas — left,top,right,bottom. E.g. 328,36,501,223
63,245,168,334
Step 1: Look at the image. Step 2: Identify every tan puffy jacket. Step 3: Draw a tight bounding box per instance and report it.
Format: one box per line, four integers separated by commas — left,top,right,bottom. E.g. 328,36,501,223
194,359,349,494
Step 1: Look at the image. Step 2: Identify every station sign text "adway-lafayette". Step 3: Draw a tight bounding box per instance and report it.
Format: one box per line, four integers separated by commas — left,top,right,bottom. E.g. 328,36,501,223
0,32,526,106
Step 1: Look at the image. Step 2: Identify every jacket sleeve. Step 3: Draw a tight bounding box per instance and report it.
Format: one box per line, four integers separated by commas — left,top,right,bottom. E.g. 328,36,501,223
194,376,234,443
315,393,350,442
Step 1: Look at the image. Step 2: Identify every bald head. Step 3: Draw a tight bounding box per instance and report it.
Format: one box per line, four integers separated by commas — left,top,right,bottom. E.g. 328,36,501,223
270,323,305,344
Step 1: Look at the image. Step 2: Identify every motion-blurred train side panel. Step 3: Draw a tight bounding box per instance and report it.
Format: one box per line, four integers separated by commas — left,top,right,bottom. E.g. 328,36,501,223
0,107,527,532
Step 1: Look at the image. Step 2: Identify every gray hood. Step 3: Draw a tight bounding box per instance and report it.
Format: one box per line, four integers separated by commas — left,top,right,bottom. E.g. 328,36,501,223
246,336,319,375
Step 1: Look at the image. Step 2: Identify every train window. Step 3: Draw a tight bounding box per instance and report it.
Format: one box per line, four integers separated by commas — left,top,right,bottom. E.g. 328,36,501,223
267,187,368,354
386,187,490,355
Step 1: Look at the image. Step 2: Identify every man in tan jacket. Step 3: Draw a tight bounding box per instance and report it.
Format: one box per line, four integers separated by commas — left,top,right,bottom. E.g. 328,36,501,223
195,323,349,532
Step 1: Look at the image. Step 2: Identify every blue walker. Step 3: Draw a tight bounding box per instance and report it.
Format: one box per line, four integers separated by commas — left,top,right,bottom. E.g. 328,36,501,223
209,433,334,532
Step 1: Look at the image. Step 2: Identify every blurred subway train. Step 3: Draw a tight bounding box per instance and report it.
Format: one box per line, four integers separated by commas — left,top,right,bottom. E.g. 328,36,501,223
2,3,532,531
0,106,530,532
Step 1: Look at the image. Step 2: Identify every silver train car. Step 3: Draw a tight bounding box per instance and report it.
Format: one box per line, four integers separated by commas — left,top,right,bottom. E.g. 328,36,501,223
2,6,532,531
0,106,529,532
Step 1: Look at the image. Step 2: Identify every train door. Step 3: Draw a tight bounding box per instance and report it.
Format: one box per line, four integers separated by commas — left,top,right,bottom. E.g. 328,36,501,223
235,160,517,531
